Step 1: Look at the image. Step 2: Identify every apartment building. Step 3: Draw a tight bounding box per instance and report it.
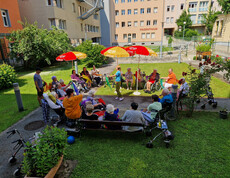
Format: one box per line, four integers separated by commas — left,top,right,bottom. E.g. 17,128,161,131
0,0,23,62
164,0,186,36
186,0,221,33
18,0,102,46
101,0,164,46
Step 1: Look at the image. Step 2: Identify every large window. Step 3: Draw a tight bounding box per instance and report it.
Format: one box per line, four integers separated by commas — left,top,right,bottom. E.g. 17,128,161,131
181,3,184,10
153,7,158,13
115,34,118,40
49,18,56,28
199,1,208,12
147,8,151,14
140,20,144,26
121,0,125,3
140,8,144,14
189,2,198,12
141,33,145,39
153,20,157,25
121,10,125,15
128,9,131,15
171,5,175,12
166,17,170,23
134,0,138,2
128,21,132,27
115,10,119,16
55,0,63,8
116,22,119,28
171,17,174,23
122,22,125,27
134,21,138,27
167,6,170,12
134,9,138,14
123,34,127,39
128,0,131,2
1,10,10,27
47,0,53,6
146,20,151,26
146,33,150,39
72,3,76,12
151,32,155,39
59,19,66,29
132,33,136,39
115,0,118,3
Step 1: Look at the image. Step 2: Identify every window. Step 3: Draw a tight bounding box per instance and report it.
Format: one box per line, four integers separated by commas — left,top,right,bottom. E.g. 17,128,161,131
151,32,155,39
140,8,144,14
116,22,119,28
128,0,131,2
171,5,174,12
134,9,138,14
198,14,204,24
181,3,184,10
96,27,99,32
81,23,83,31
166,17,170,23
122,22,125,27
128,9,131,15
134,0,138,2
115,34,118,40
147,8,151,14
123,34,127,39
94,14,98,20
146,33,150,39
167,6,170,12
140,20,144,26
55,0,63,8
199,1,208,12
132,33,136,39
153,7,158,13
190,15,197,24
189,2,198,12
141,0,144,1
128,21,131,27
153,20,157,25
49,18,56,28
115,0,118,3
171,17,174,23
1,10,10,27
47,0,53,6
121,10,125,15
141,33,145,39
72,3,76,12
121,0,125,3
134,21,138,26
115,10,119,16
146,20,151,26
59,19,66,29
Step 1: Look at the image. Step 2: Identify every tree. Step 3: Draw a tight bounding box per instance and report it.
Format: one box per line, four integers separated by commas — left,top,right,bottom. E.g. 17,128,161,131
8,21,72,69
217,0,230,14
176,10,192,29
75,40,106,68
202,6,222,35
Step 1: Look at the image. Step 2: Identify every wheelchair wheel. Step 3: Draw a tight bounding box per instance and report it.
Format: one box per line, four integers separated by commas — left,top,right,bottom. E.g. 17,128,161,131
13,167,21,177
8,156,17,164
212,102,217,108
208,100,212,105
146,142,153,148
196,99,200,103
155,82,162,91
201,104,206,109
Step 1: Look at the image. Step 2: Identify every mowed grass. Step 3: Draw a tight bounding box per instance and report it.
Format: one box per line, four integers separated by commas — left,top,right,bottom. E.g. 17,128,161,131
96,63,230,98
0,62,91,133
66,112,230,177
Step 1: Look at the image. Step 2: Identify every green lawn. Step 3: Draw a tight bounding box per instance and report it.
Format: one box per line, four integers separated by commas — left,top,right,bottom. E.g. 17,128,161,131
0,62,91,133
145,45,174,52
96,63,230,98
66,112,230,177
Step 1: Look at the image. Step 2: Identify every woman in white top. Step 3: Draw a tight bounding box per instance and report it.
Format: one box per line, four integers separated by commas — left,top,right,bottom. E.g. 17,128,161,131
91,65,101,86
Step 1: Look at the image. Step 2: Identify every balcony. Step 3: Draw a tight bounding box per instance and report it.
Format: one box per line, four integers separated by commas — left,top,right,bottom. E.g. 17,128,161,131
189,8,197,13
199,7,208,12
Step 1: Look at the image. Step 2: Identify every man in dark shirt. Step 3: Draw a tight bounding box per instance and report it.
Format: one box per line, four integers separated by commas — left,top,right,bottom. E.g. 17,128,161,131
34,67,46,106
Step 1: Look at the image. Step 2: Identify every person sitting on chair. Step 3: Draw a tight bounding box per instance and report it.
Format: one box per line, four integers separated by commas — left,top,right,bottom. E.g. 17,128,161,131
51,76,58,88
81,67,92,88
125,68,133,90
145,69,159,94
135,68,145,89
57,82,71,98
87,90,105,110
63,88,83,120
59,79,66,87
91,65,101,86
161,68,177,89
71,70,88,90
121,102,145,132
160,88,173,108
84,104,100,129
178,78,189,98
147,95,162,121
104,104,121,130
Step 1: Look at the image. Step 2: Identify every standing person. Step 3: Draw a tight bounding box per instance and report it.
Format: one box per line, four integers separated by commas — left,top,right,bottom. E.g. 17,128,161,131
91,65,101,86
110,66,124,101
34,67,46,106
125,68,133,90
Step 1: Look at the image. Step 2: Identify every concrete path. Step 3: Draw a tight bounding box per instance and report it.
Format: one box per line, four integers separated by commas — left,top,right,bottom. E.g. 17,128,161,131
0,57,229,178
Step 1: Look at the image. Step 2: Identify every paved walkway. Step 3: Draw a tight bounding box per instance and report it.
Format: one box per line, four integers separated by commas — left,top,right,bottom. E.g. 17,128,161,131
0,57,229,177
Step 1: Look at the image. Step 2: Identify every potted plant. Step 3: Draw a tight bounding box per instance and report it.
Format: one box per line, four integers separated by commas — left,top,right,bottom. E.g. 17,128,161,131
22,126,67,177
219,108,228,119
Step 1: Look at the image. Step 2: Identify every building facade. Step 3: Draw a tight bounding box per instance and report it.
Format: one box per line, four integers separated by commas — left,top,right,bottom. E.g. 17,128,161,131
186,0,221,33
164,0,186,36
18,0,102,46
101,0,164,46
0,0,23,62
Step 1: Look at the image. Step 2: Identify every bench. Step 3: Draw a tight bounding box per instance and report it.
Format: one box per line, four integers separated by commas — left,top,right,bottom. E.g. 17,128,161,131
77,119,147,133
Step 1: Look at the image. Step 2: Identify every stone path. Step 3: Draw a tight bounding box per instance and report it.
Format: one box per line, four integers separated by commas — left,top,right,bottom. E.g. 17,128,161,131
0,57,229,178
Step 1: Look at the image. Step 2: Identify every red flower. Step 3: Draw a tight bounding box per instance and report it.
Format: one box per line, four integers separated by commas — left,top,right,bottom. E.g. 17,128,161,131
211,62,216,66
199,62,203,67
217,65,220,68
216,55,219,57
207,58,211,64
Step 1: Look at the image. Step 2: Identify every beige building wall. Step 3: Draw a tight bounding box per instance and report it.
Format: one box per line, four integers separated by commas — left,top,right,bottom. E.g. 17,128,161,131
18,0,101,45
212,14,230,43
164,0,186,35
110,0,164,46
186,0,221,34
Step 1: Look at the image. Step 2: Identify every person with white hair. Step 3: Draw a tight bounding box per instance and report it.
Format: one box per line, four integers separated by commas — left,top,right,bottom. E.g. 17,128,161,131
91,65,101,86
145,69,160,94
87,90,104,110
104,104,121,130
160,88,173,108
125,68,133,90
178,78,189,97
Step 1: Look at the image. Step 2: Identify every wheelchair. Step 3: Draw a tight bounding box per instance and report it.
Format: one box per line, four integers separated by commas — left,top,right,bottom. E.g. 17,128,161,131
144,78,163,92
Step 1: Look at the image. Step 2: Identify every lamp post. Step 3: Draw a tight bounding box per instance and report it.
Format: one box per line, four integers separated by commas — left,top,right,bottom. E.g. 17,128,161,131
160,0,165,58
183,21,186,40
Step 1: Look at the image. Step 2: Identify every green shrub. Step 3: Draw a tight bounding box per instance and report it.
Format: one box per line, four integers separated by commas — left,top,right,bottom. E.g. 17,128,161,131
185,29,199,37
213,55,223,64
168,36,173,47
196,44,211,52
75,40,106,68
0,64,17,90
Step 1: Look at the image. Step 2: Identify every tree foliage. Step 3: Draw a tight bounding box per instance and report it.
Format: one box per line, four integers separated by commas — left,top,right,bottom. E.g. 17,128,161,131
8,22,72,69
202,6,221,35
176,10,192,29
217,0,230,14
75,40,106,68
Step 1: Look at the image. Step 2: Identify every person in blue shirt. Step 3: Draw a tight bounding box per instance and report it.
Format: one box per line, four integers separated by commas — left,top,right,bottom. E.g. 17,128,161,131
34,67,46,106
110,66,124,101
160,88,173,108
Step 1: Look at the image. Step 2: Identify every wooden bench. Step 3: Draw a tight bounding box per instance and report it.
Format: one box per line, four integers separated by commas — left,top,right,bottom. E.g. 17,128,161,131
77,119,147,133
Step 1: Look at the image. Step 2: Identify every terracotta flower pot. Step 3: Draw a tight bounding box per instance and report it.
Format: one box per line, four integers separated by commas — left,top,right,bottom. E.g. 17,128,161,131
25,155,63,178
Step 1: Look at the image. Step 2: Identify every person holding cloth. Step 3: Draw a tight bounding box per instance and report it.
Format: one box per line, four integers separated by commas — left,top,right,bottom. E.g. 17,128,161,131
110,66,124,101
34,67,46,106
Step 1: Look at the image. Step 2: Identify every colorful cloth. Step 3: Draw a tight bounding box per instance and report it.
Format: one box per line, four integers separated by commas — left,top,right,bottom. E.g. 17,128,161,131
167,72,177,84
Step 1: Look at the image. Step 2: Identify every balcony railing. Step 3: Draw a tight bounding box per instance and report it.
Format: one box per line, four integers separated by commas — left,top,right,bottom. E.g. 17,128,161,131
189,8,197,13
199,7,208,12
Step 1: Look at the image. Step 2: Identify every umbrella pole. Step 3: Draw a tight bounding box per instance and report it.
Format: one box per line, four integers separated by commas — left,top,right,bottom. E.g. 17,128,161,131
72,60,73,69
133,55,141,96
